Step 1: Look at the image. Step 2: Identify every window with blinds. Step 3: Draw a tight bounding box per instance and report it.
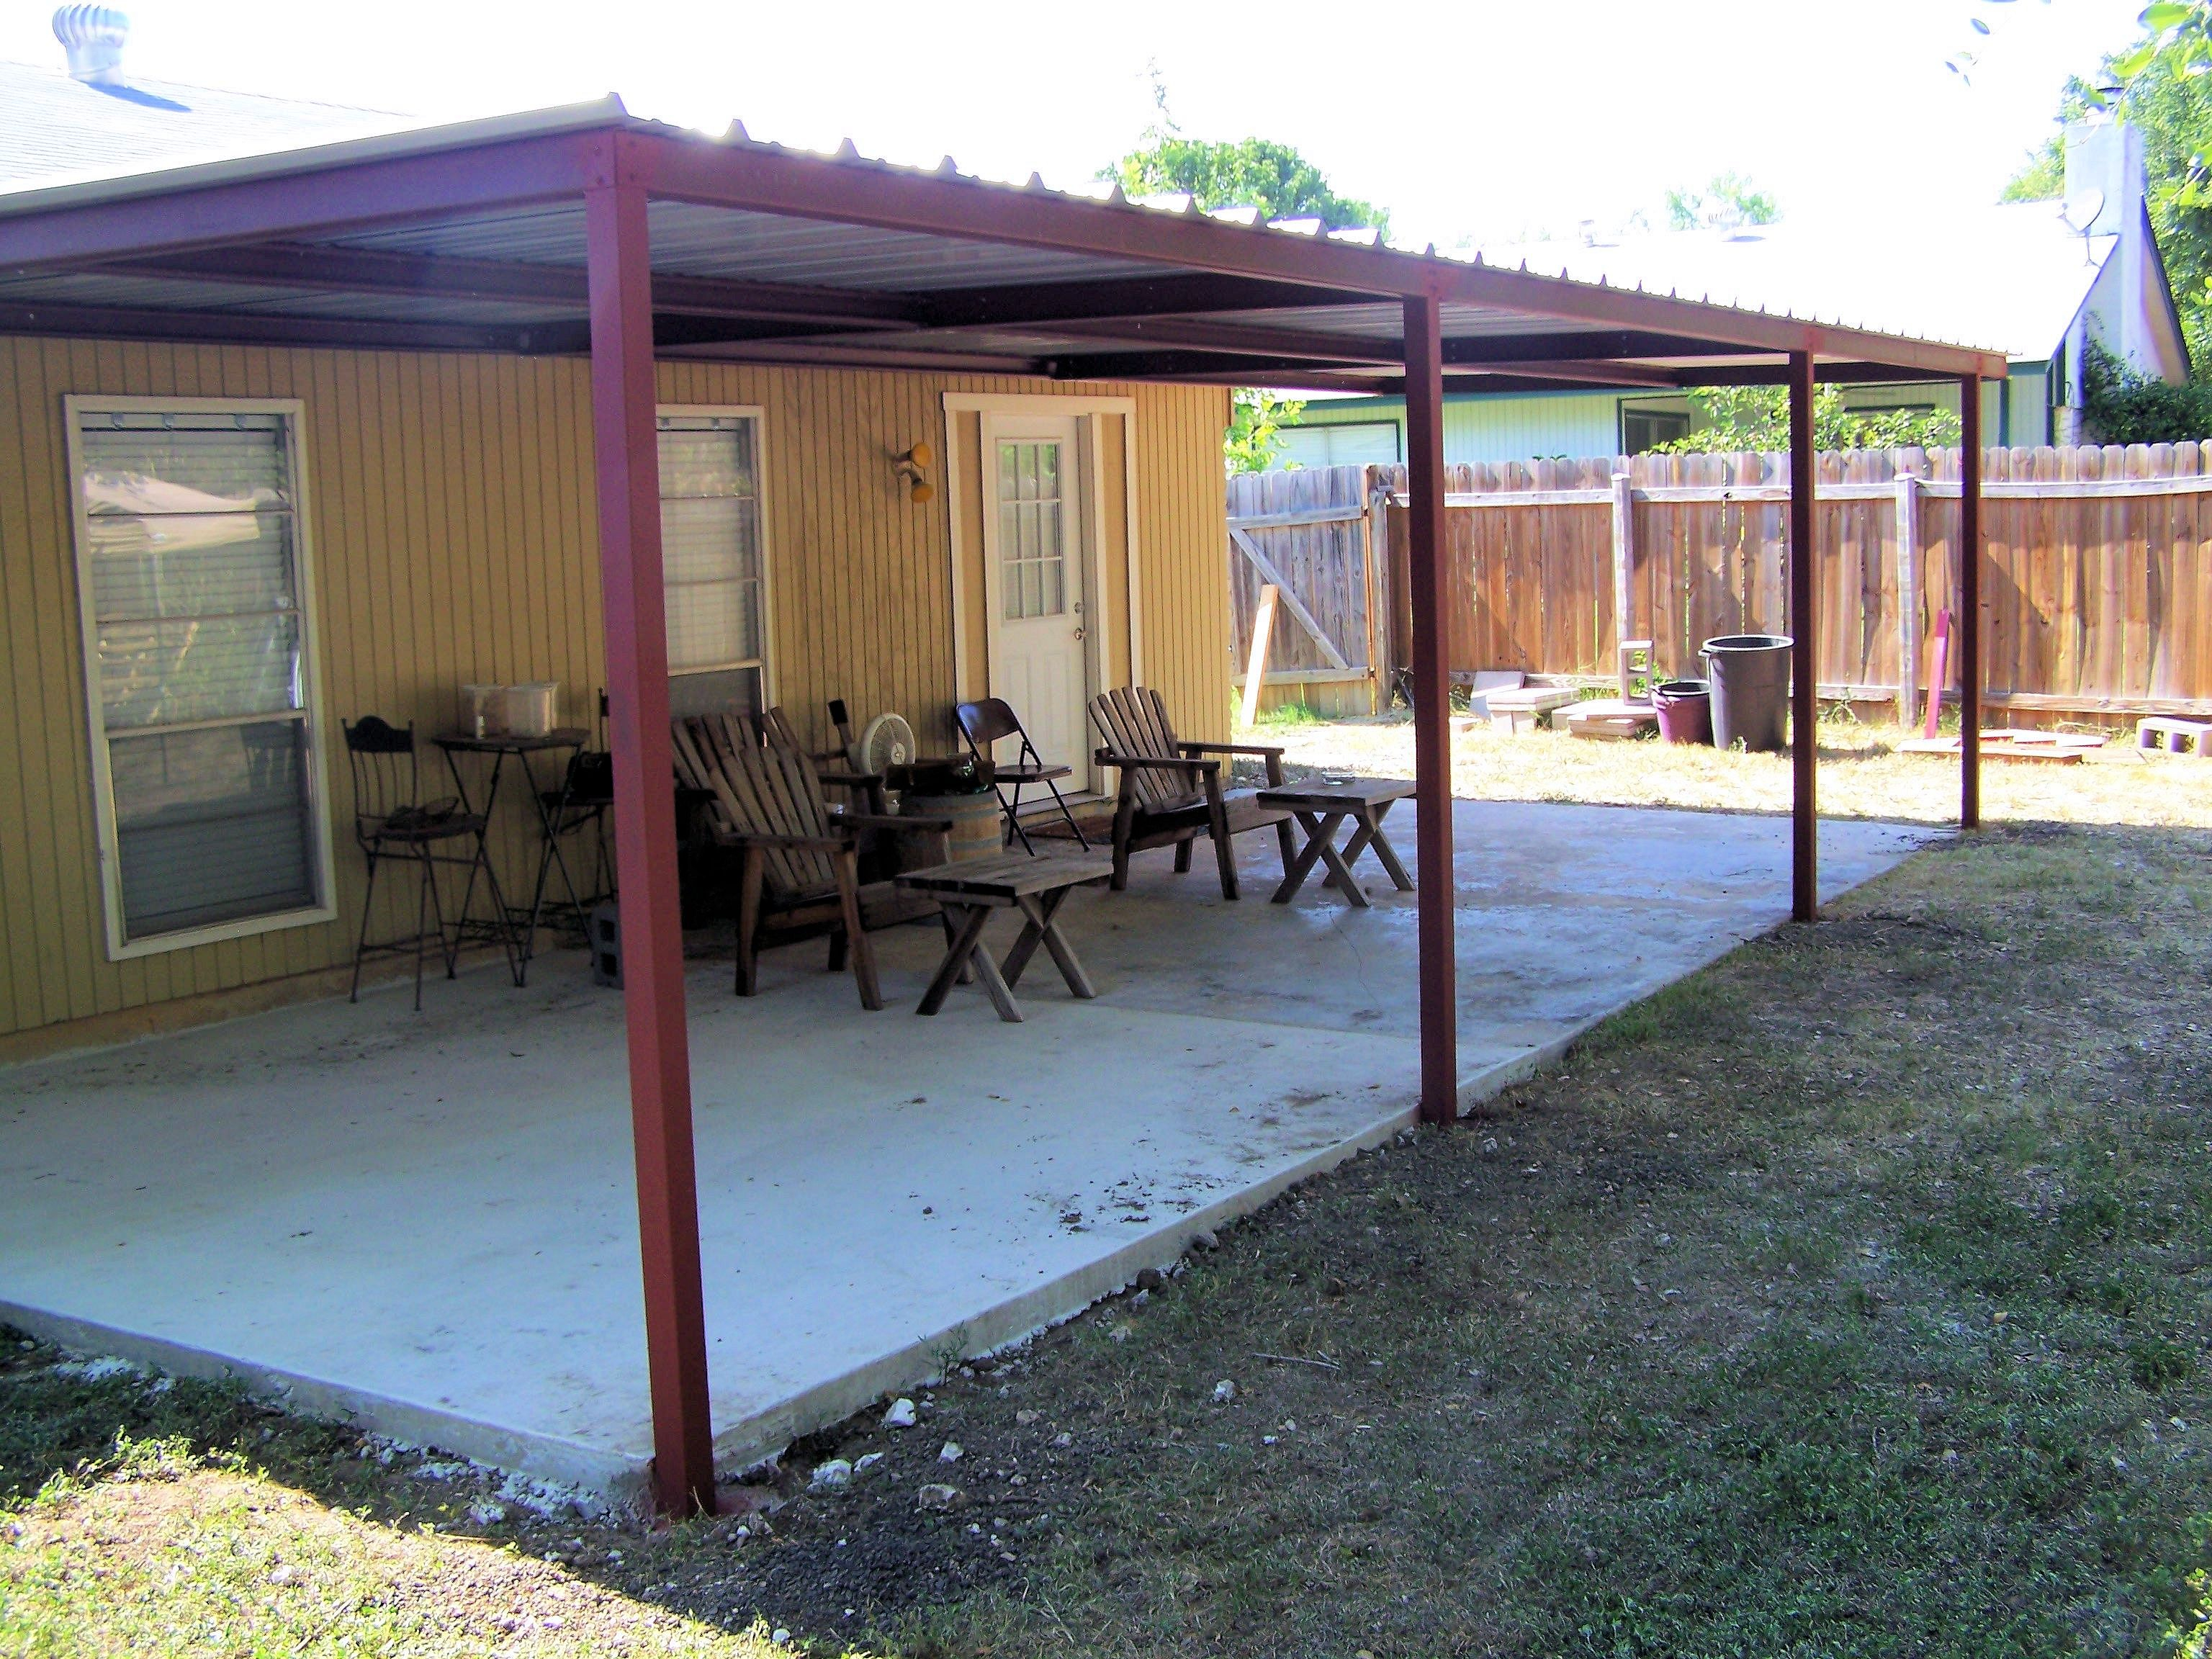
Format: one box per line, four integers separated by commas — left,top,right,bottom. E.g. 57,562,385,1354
68,401,333,956
658,412,768,717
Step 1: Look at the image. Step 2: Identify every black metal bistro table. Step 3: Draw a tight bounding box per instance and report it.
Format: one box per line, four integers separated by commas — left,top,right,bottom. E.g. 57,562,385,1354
433,727,590,984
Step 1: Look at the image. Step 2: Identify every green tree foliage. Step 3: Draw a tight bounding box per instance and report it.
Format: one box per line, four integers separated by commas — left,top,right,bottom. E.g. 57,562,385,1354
1663,172,1780,232
2081,339,2212,442
1223,387,1306,474
1106,135,1387,235
2005,5,2212,364
1650,385,1961,454
1105,76,1364,474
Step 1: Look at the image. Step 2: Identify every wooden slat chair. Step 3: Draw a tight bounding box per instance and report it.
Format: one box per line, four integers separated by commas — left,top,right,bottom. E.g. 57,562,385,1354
759,703,888,815
1087,686,1295,900
670,714,946,1009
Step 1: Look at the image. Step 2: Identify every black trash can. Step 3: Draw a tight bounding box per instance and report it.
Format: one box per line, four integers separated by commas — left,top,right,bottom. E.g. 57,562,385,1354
1700,634,1794,752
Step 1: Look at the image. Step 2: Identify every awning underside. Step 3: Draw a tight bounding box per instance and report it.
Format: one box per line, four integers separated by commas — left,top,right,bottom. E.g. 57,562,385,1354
0,111,2008,392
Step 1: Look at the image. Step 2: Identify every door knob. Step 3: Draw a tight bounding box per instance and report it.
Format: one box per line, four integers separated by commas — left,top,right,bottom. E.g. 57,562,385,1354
1073,626,1087,642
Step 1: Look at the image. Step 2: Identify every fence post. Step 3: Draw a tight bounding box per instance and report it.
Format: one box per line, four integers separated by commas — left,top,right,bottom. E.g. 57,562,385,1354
1611,469,1636,667
1894,469,1922,727
1359,470,1382,714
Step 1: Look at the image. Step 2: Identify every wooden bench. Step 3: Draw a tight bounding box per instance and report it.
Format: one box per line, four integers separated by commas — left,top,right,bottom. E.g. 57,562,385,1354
1254,777,1416,908
894,850,1114,1021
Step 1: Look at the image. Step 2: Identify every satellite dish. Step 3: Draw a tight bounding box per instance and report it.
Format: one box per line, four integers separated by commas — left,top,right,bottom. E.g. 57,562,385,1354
2059,186,2106,261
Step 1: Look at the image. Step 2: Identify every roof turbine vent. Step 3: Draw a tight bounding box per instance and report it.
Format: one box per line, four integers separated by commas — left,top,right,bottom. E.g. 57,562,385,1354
54,5,130,86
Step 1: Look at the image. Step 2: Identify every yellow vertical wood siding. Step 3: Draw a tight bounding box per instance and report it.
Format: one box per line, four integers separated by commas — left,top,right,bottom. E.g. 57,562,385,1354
0,338,1228,1046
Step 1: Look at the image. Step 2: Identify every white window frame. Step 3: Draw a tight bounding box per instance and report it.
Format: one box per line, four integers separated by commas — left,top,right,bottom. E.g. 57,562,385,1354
657,403,775,705
65,394,338,960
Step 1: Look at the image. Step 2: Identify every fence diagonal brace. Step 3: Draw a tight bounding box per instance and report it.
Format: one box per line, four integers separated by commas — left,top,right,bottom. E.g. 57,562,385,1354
1230,525,1352,670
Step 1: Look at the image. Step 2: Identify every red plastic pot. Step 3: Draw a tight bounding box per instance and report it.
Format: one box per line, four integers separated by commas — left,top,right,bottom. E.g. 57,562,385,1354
1653,678,1713,745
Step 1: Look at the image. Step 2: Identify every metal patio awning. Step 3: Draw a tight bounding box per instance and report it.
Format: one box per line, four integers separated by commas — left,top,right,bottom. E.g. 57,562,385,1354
0,99,2008,390
0,99,2000,1522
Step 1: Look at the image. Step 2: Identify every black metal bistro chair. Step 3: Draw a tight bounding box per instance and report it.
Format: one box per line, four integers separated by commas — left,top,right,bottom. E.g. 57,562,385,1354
956,697,1089,854
343,716,507,1010
529,746,614,936
527,690,616,944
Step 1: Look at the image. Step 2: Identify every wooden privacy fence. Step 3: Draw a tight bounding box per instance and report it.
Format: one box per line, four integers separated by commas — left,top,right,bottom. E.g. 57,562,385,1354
1226,445,2212,724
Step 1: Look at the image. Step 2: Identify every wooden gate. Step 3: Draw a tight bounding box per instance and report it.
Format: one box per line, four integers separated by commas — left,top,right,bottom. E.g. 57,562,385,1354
1226,467,1385,719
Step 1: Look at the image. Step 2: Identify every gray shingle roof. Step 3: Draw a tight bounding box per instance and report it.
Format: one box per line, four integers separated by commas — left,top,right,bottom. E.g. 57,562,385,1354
0,58,408,190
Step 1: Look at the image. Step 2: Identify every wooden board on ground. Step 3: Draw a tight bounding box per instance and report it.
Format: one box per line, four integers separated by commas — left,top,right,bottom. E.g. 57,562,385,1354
1487,685,1579,734
1565,698,1659,742
1897,729,2107,764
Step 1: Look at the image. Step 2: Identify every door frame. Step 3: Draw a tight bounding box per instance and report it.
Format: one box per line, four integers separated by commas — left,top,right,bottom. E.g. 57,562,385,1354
943,392,1139,797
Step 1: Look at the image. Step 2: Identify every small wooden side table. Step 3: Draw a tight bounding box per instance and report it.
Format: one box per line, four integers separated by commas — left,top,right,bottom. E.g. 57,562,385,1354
894,851,1115,1021
1254,777,1418,909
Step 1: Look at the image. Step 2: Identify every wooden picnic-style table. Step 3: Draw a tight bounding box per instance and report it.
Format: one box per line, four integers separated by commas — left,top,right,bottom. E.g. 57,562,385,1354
894,850,1114,1021
1254,776,1418,909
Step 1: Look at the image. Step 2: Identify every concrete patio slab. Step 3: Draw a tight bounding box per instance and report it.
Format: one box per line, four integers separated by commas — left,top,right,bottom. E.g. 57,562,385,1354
0,800,1934,1499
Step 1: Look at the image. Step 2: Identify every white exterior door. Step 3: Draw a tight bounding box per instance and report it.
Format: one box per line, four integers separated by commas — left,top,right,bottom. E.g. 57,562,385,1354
982,414,1090,791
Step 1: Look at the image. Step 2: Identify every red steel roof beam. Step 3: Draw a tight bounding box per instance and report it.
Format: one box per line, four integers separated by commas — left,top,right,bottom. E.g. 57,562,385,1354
0,131,600,271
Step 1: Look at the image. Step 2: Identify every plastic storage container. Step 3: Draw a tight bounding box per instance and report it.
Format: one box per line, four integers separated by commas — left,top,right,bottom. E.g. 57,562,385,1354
1700,634,1793,752
1652,678,1713,745
503,681,559,738
459,683,506,738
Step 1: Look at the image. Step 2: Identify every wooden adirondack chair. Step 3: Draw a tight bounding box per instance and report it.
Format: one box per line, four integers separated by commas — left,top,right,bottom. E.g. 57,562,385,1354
759,704,888,814
670,713,946,1008
1087,686,1295,900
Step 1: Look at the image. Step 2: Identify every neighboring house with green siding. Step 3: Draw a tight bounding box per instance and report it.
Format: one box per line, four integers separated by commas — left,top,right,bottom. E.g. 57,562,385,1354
1277,117,2185,469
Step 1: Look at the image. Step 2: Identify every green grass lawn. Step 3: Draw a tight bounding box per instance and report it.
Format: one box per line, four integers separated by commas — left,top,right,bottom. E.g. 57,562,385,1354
7,821,2212,1657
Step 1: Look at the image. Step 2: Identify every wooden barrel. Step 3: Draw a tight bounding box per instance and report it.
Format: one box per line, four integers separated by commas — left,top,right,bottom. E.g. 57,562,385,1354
901,791,1002,863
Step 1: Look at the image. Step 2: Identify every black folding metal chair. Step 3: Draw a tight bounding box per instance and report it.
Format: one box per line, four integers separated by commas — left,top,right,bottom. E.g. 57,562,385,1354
956,697,1089,854
343,716,509,1010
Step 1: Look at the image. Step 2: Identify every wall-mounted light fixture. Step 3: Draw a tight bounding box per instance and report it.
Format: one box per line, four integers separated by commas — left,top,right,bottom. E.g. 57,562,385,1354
894,441,934,503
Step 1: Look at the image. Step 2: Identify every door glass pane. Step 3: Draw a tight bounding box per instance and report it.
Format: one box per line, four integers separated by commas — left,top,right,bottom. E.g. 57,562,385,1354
997,439,1068,621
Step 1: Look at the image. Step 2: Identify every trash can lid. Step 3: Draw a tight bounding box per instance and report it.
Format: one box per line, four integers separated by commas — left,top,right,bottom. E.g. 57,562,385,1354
1700,633,1792,652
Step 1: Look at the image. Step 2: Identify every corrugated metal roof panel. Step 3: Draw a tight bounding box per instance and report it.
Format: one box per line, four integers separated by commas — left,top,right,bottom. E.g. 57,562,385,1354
325,199,1166,292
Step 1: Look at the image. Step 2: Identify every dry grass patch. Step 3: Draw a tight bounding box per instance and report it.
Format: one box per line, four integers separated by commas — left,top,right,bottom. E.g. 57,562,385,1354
1255,712,2212,828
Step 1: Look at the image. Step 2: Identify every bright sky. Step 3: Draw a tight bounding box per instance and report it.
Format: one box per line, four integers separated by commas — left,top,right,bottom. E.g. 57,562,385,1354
0,0,2155,249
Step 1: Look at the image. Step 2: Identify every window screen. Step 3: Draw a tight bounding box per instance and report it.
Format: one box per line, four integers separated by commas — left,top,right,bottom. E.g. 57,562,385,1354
658,414,766,714
75,408,325,945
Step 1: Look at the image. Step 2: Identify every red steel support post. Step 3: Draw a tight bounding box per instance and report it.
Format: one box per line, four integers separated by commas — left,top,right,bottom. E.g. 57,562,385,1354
1788,349,1818,923
585,158,719,1517
1959,377,1982,830
1404,292,1457,1123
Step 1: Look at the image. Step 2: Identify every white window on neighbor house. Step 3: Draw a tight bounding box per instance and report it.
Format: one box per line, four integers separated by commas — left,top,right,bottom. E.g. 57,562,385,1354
66,397,336,958
657,408,771,718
